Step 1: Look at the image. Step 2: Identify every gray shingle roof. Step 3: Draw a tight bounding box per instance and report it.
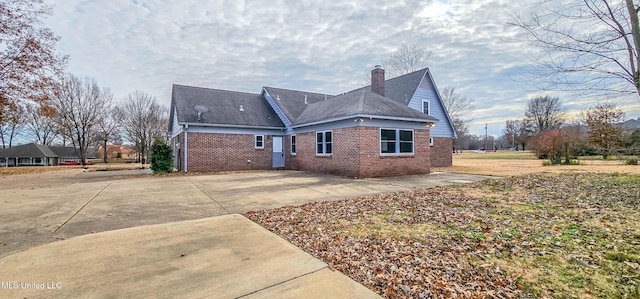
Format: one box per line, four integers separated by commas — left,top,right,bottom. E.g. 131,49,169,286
171,68,436,130
349,68,427,105
171,84,285,128
49,146,96,158
294,89,438,126
0,143,57,158
262,86,333,122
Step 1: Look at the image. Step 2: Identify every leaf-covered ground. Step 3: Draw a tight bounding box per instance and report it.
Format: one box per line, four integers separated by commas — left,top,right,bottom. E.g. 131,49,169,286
0,166,70,176
245,173,640,298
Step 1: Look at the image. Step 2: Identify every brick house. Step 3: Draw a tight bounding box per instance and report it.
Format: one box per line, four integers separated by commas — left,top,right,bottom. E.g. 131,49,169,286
350,67,457,167
169,66,454,177
96,145,138,161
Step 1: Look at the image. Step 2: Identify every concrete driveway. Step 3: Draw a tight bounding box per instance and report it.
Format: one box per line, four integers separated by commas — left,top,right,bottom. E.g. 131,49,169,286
0,169,491,298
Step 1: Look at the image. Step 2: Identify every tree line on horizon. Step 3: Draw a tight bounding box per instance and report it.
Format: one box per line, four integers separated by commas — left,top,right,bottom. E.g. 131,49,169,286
500,96,638,162
0,0,168,166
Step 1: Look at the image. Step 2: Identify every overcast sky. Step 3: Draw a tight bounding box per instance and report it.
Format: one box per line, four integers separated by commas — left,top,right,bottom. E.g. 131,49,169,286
46,0,640,136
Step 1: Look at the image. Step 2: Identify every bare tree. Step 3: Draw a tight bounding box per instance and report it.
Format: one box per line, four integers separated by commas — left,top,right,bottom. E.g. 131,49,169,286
503,118,535,150
439,87,475,152
0,0,67,121
503,120,520,149
0,102,24,148
24,104,56,145
440,87,475,131
117,91,168,168
50,75,112,166
511,0,640,100
525,96,566,133
382,43,431,78
359,43,431,85
95,105,121,163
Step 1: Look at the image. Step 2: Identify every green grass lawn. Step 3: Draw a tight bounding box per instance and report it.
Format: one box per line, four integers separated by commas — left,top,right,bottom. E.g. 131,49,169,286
455,150,537,160
456,150,639,162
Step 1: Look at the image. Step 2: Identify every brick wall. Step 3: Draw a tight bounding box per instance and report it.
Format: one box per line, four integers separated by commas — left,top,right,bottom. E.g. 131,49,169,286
186,133,273,172
430,137,453,167
285,135,300,170
181,128,433,177
293,128,362,177
357,127,430,177
293,127,431,178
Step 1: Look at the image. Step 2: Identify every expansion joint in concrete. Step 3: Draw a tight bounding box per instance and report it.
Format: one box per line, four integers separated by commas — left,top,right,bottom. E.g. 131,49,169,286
53,182,113,234
234,266,329,298
185,177,229,214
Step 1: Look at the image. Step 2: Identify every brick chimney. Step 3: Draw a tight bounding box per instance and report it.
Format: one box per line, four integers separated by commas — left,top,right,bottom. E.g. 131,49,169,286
371,65,385,96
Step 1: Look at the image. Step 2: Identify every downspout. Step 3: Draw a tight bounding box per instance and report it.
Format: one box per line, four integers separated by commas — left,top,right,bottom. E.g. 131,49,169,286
183,124,188,173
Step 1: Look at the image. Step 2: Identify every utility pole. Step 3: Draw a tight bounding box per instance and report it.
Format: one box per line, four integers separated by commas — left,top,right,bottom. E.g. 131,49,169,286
484,123,488,151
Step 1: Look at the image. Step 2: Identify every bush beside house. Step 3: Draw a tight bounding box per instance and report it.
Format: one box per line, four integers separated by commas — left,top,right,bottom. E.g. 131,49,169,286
150,137,173,173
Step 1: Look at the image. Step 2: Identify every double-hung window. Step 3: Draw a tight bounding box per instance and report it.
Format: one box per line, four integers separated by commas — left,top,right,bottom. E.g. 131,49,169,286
255,135,264,149
422,99,430,115
316,131,332,155
291,135,296,155
380,129,414,155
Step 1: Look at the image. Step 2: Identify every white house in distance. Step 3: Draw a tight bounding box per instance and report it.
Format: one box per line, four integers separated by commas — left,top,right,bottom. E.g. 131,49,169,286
0,143,97,167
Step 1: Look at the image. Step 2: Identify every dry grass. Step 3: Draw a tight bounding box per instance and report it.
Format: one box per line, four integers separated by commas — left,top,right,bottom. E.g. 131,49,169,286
433,151,639,176
0,163,145,176
0,166,72,176
247,173,640,298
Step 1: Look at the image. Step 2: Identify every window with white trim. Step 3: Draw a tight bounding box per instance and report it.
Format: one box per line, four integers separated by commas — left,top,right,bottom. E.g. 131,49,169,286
380,129,414,154
429,137,434,147
422,99,430,115
291,135,296,155
255,135,264,149
316,131,332,155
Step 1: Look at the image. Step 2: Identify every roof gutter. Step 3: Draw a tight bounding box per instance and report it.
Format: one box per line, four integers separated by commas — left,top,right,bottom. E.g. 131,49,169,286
179,122,285,130
290,114,438,129
183,124,188,173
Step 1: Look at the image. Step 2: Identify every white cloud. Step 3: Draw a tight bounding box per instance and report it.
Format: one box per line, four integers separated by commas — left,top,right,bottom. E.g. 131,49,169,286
45,0,640,136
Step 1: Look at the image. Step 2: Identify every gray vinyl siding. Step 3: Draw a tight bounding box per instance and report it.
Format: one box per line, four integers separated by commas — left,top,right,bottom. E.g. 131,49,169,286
407,78,455,138
171,107,183,138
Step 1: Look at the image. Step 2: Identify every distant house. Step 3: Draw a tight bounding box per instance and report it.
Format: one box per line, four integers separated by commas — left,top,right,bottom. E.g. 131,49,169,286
0,143,57,167
169,66,454,178
96,145,138,161
50,146,97,164
0,143,97,167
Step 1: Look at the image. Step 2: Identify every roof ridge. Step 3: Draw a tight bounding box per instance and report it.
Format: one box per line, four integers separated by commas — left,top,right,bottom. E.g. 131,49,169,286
174,84,260,96
384,67,428,83
263,86,332,97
